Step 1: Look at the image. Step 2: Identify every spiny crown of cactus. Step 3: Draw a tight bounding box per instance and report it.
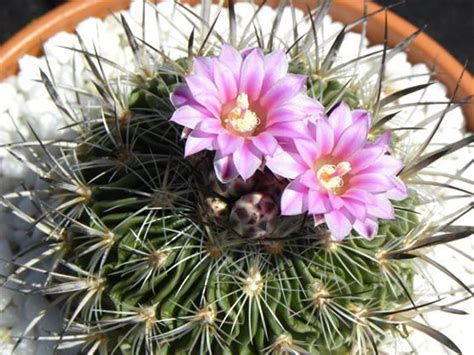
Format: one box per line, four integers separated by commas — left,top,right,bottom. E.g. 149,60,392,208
1,1,473,354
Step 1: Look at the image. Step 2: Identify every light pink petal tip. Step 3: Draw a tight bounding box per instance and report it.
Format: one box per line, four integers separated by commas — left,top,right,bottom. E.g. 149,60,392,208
354,218,378,239
184,129,215,157
332,116,369,158
266,149,307,179
193,57,214,81
170,84,194,107
260,74,307,110
217,133,244,156
171,105,212,129
219,44,242,79
239,48,265,101
325,210,353,241
214,151,239,183
294,138,318,167
386,177,409,201
262,49,288,92
280,180,308,215
213,61,238,103
329,102,353,140
307,189,330,215
252,133,278,156
315,119,334,156
233,144,262,181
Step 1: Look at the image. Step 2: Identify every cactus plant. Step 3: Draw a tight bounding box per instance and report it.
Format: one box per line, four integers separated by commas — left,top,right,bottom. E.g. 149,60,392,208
1,1,473,354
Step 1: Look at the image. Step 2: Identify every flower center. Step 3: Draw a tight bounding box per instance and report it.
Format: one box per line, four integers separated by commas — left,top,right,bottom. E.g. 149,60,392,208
224,93,260,136
316,162,351,193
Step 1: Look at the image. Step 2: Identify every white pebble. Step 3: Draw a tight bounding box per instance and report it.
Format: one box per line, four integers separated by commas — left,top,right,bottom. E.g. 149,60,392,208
0,83,16,113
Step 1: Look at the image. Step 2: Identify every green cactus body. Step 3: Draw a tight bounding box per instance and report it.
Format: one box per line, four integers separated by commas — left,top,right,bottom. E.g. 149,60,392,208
26,69,419,354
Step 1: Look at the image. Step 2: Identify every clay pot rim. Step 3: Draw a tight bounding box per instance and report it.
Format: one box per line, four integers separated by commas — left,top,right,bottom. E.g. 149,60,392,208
0,0,472,130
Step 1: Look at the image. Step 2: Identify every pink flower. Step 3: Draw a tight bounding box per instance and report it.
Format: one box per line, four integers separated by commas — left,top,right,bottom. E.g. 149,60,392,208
267,102,408,240
170,44,323,182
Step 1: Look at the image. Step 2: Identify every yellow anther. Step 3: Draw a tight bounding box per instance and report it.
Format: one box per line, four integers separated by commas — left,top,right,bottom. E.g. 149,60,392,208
316,161,351,193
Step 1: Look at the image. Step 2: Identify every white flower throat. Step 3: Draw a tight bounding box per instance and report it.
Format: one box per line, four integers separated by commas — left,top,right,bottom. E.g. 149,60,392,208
226,93,260,134
316,162,352,192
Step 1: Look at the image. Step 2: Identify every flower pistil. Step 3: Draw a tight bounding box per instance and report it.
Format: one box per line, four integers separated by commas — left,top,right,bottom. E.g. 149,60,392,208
316,161,351,194
224,93,261,136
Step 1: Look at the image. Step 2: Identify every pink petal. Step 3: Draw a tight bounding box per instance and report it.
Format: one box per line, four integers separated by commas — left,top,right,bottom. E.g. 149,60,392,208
185,75,218,99
185,130,215,156
372,131,391,147
367,195,395,220
292,95,325,123
349,146,385,174
265,121,309,139
361,155,404,176
219,44,242,81
315,118,334,156
193,57,214,81
280,180,308,215
342,188,376,204
260,74,307,111
294,94,324,112
329,102,353,141
233,143,262,180
349,173,393,193
266,97,323,127
185,75,221,117
332,118,369,159
262,49,288,92
239,48,265,102
385,177,408,201
170,84,194,107
308,189,331,214
342,198,367,221
170,105,212,129
325,209,353,241
328,193,345,210
298,170,320,190
251,132,278,156
380,155,405,175
181,127,191,139
213,60,238,103
353,218,378,239
266,106,303,126
192,93,221,118
240,48,254,58
217,133,244,156
266,149,308,179
294,138,318,167
313,214,325,226
352,109,372,126
199,119,225,134
214,151,239,183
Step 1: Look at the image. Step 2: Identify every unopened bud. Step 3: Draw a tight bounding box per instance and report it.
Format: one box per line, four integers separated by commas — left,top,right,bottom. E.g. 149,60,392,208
209,171,257,198
230,193,278,238
205,197,228,219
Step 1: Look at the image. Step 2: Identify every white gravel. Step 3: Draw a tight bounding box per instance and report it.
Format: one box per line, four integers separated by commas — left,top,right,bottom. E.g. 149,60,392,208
0,1,472,354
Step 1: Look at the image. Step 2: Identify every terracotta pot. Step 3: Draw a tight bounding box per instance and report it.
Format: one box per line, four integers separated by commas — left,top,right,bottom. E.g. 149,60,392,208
1,0,472,130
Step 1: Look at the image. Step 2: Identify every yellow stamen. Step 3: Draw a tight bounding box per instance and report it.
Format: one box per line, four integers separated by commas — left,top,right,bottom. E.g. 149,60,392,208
316,161,351,193
225,93,260,134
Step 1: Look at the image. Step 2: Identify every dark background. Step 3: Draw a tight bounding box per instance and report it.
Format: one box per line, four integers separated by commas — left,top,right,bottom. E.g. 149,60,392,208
0,0,473,72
